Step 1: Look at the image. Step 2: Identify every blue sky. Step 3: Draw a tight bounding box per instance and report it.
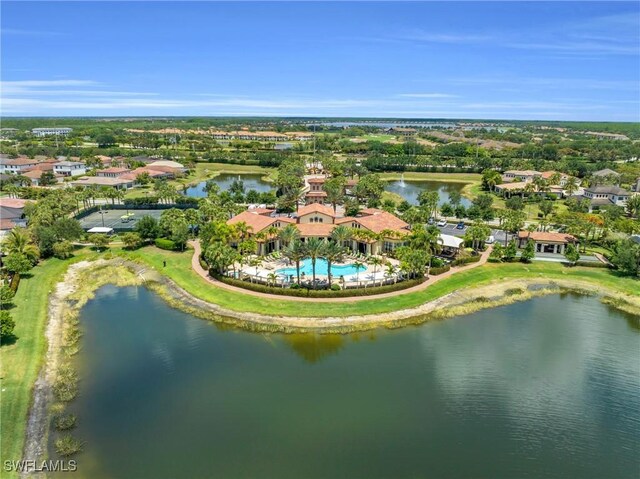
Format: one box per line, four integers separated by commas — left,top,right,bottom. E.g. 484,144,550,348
1,1,639,121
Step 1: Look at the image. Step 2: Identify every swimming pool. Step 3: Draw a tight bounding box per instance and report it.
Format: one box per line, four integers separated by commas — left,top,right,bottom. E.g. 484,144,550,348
276,258,365,277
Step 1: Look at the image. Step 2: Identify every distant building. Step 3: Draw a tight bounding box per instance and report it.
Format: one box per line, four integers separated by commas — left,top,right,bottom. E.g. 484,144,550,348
1,158,39,174
31,127,73,137
502,170,540,183
387,127,417,137
53,161,87,177
579,185,631,210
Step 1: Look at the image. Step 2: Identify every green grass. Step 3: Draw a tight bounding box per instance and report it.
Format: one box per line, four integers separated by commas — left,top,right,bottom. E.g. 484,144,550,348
353,134,395,142
120,246,639,318
0,253,90,475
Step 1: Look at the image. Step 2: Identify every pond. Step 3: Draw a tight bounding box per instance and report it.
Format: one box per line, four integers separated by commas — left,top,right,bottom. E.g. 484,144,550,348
385,178,472,207
184,173,273,198
58,288,639,479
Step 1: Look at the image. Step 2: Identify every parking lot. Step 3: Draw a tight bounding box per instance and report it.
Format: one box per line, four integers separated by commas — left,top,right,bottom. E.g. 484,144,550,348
79,209,163,232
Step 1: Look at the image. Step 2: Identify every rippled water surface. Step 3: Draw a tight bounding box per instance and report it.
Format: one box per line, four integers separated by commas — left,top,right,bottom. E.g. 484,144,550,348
385,179,472,206
184,173,273,197
61,287,639,479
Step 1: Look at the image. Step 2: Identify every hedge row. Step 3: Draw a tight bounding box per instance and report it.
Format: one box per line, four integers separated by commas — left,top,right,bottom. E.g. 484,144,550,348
429,265,451,276
212,274,426,298
451,255,481,267
574,260,610,269
9,273,21,294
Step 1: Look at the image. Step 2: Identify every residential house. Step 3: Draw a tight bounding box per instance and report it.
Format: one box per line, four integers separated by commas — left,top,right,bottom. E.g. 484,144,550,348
580,185,631,210
502,170,540,183
2,158,39,175
71,176,134,190
387,127,417,137
97,167,132,178
53,161,87,177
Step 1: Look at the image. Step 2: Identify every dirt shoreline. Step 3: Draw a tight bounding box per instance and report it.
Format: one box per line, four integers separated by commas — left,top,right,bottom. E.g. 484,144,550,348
21,258,640,470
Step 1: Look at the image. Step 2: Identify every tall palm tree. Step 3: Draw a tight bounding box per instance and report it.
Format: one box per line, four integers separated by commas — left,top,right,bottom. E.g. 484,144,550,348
353,261,364,283
2,227,40,263
368,256,385,286
330,225,352,250
304,237,325,288
282,240,306,285
323,241,346,286
278,224,300,249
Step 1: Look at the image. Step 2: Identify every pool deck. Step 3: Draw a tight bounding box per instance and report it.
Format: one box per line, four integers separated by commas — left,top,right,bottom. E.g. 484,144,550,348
189,240,493,302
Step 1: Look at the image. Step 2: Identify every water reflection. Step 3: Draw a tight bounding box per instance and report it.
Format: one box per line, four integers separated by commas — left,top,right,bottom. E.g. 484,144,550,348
184,173,273,198
385,179,471,206
64,288,639,479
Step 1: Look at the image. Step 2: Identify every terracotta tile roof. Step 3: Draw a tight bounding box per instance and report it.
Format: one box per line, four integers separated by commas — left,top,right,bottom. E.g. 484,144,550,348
307,177,325,183
355,210,409,234
517,231,577,243
0,198,30,208
305,191,327,197
296,203,336,217
504,170,540,176
0,218,16,230
24,163,54,172
6,158,38,166
227,210,277,233
296,223,335,237
495,181,528,190
246,207,274,215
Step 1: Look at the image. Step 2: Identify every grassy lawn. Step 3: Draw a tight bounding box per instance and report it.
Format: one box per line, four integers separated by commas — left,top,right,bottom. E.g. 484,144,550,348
120,246,639,318
354,134,395,142
0,251,94,474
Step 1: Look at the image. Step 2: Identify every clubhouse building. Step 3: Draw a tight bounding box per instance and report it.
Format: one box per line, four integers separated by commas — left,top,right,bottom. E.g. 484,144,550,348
227,204,411,256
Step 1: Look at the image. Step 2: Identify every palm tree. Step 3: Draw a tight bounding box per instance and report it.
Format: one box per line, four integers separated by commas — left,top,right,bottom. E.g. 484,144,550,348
323,241,346,286
353,261,364,283
330,225,352,251
282,240,306,285
564,176,579,197
368,256,385,286
278,224,300,249
248,257,262,283
267,272,278,287
2,227,40,263
304,237,325,288
385,263,397,284
4,184,20,199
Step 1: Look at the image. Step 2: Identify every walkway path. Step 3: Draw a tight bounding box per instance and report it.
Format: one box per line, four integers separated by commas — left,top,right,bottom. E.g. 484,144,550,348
189,240,493,303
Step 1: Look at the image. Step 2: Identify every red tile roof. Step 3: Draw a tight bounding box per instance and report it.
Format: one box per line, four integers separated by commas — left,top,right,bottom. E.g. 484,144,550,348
295,223,335,237
0,198,31,208
296,203,335,217
227,210,277,233
517,231,577,243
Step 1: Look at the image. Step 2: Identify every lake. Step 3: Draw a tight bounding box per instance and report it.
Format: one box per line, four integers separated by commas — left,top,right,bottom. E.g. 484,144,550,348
184,173,273,198
385,179,472,207
58,288,639,479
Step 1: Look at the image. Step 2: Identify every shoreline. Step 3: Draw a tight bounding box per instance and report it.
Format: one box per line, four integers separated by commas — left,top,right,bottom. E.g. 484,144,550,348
21,256,640,469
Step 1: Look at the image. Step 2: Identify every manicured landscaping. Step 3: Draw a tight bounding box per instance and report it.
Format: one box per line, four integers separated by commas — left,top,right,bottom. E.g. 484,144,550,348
120,246,640,317
0,252,95,474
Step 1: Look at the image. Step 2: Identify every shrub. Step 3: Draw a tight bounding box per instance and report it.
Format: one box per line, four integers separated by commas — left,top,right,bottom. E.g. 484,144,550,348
53,241,74,259
54,435,83,456
430,257,446,268
505,288,524,296
213,274,425,298
53,364,78,402
0,311,16,343
54,414,77,431
121,232,142,250
0,285,15,308
451,255,481,267
155,238,177,251
330,283,341,291
429,265,451,275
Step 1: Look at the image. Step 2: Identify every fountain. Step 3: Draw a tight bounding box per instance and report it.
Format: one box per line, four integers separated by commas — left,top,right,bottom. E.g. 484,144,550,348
399,173,406,188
